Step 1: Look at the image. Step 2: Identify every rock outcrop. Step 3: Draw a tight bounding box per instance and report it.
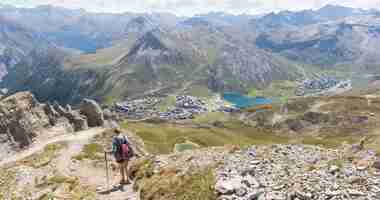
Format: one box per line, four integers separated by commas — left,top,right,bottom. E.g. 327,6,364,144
64,110,89,132
0,92,50,147
0,92,104,148
48,103,89,132
80,99,104,127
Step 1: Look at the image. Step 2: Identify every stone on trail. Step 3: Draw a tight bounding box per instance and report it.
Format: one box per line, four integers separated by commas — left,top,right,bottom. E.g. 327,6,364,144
65,111,89,131
215,177,243,195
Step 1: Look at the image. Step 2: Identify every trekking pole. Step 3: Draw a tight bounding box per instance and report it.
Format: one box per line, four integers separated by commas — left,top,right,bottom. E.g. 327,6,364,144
105,152,110,191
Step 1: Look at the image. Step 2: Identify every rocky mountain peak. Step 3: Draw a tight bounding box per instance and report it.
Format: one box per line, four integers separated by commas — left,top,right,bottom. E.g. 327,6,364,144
124,16,156,34
128,31,168,56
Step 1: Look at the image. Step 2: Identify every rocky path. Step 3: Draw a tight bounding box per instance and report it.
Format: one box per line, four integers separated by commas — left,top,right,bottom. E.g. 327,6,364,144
54,130,140,200
1,125,140,199
1,124,141,200
0,127,105,167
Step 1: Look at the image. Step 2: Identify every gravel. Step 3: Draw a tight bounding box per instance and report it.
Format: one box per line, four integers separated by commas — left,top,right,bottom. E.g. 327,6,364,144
215,145,380,200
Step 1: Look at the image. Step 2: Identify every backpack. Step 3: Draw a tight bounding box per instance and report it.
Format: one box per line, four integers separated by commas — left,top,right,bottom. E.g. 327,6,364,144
120,143,130,160
115,136,134,161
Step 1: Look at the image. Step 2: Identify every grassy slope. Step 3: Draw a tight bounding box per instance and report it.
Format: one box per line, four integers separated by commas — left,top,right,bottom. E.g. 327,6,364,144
131,158,217,200
62,33,209,103
122,120,290,154
63,38,137,70
284,95,380,150
142,167,216,200
122,91,380,156
123,119,364,155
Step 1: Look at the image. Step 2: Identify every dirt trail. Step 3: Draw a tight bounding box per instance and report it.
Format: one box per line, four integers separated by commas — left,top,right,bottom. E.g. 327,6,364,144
2,126,140,199
54,129,140,200
0,128,139,200
0,128,106,167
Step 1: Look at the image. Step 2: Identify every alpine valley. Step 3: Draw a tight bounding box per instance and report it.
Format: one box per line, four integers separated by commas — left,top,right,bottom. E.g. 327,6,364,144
3,4,380,200
1,4,379,104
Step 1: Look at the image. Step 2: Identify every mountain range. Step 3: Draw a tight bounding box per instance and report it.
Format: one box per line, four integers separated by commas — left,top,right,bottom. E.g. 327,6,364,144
0,4,379,104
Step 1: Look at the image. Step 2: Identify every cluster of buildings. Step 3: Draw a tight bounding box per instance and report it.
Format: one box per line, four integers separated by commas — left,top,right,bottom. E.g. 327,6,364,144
296,75,352,96
115,98,159,119
115,95,209,120
158,96,208,120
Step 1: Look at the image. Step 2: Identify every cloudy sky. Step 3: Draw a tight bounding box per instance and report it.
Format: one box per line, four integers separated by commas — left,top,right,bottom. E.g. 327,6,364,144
2,0,380,16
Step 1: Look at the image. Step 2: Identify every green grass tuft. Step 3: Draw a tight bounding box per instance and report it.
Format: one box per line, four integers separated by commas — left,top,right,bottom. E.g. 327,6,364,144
192,112,230,125
73,143,104,161
174,142,200,153
21,143,66,168
37,174,95,200
137,166,216,200
0,168,16,199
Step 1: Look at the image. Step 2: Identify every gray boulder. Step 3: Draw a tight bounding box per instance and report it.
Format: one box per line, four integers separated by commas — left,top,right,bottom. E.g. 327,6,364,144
80,99,104,127
64,111,88,131
215,177,243,195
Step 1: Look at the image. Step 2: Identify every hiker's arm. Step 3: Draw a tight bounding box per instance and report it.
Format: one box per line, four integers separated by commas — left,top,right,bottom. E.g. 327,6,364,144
111,138,118,153
105,139,116,154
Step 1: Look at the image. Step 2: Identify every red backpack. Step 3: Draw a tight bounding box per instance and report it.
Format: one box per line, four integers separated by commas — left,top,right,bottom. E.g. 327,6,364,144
120,142,130,160
115,136,133,161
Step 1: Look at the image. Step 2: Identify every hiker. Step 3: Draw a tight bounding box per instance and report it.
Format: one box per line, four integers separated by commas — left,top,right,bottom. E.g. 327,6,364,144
107,128,134,185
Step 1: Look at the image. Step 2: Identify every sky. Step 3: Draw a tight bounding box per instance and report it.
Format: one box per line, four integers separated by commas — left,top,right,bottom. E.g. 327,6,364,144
2,0,380,16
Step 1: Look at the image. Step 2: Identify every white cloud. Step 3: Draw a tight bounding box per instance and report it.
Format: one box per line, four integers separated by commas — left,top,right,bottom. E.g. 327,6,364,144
2,0,380,16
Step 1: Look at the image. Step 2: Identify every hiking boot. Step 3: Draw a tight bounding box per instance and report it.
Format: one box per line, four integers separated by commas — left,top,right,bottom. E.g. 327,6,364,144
120,179,131,185
120,179,130,185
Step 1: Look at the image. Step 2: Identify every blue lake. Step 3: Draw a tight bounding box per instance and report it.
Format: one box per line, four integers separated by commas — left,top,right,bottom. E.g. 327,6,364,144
222,92,272,108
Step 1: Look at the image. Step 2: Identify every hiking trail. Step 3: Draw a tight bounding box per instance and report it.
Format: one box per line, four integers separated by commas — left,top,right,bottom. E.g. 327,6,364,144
0,128,105,167
1,127,140,199
55,129,140,200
